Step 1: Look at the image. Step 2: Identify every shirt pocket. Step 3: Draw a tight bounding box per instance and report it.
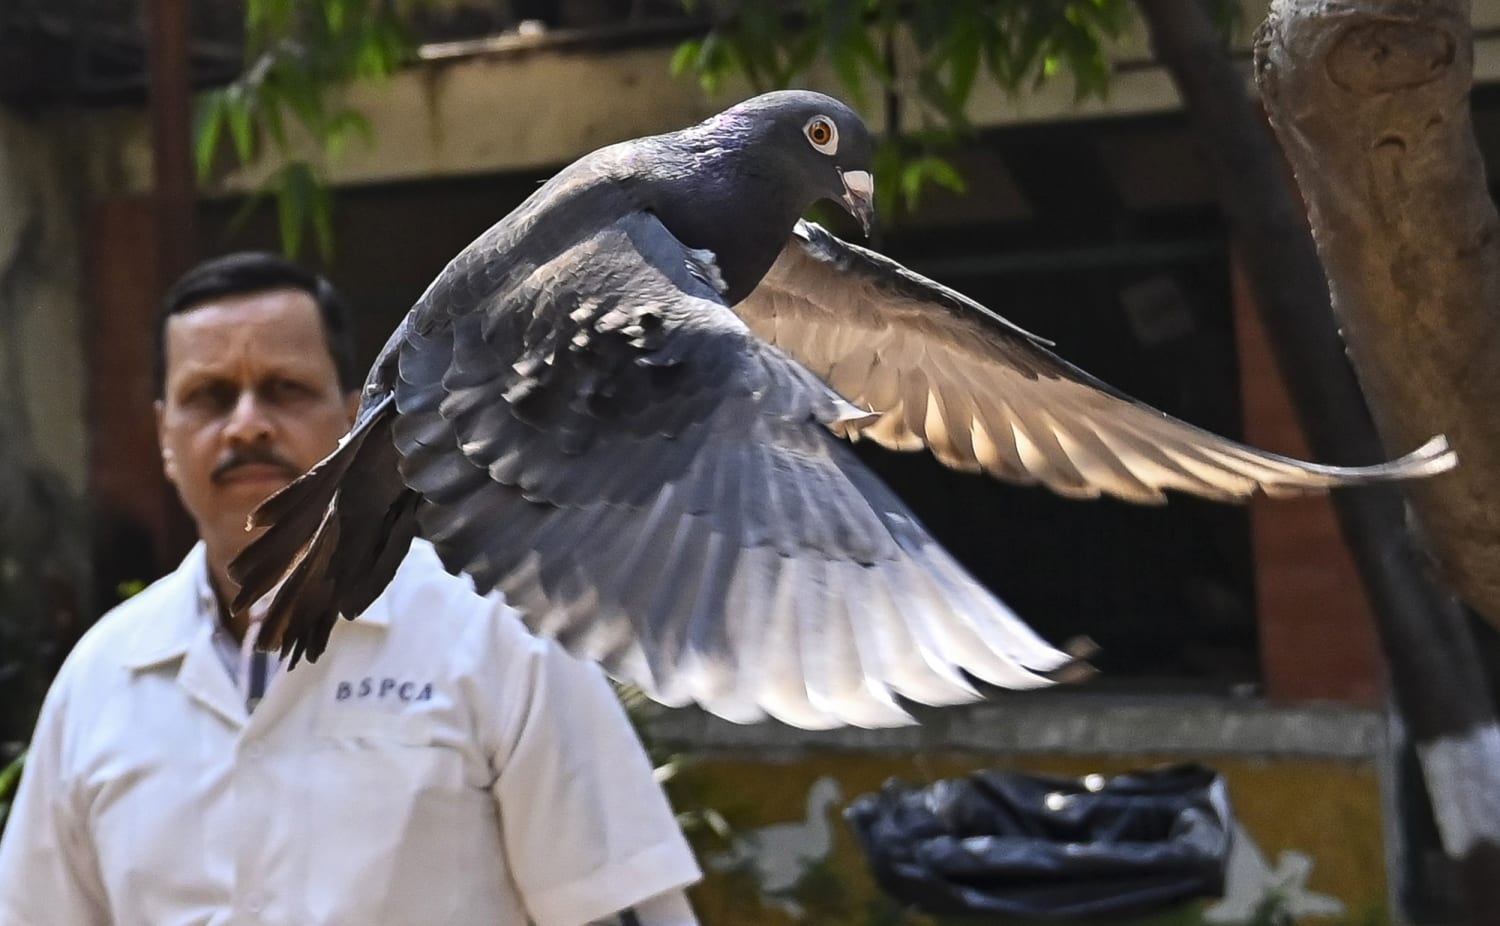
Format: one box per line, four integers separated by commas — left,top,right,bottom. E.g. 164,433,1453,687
312,708,435,745
294,712,506,925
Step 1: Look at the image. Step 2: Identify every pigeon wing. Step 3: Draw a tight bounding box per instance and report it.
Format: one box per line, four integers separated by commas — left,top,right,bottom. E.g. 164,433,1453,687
391,210,1078,729
733,220,1455,503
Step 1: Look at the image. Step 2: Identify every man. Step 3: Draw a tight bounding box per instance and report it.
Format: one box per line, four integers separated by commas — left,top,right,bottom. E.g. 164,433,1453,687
0,253,701,925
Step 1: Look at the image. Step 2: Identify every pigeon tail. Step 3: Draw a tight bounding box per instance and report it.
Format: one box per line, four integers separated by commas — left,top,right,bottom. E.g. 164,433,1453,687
1249,434,1456,497
735,224,1461,505
229,396,419,666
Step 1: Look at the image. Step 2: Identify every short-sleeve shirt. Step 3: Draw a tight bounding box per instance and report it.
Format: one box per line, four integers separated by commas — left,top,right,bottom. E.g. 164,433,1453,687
0,540,700,926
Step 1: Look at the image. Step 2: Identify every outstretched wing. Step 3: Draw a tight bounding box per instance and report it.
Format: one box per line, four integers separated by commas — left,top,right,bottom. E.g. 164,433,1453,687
734,221,1455,503
386,210,1080,729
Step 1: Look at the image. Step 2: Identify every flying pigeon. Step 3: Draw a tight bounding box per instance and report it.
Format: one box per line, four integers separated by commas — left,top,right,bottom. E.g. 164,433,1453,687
230,90,1456,729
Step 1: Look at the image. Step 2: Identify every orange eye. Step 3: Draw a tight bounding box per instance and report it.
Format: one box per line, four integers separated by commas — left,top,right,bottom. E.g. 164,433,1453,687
804,117,838,154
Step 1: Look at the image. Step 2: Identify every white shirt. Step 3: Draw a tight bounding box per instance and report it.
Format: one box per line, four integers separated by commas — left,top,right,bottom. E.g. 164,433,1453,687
0,540,701,926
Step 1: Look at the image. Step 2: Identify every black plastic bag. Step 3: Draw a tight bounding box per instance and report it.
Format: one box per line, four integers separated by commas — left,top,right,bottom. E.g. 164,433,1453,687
845,763,1233,920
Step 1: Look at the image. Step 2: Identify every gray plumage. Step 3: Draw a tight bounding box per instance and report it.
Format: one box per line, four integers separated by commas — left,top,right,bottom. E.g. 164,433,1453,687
231,90,1455,729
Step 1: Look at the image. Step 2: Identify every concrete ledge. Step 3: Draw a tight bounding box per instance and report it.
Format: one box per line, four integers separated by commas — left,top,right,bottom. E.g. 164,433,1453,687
65,3,1500,199
647,695,1386,760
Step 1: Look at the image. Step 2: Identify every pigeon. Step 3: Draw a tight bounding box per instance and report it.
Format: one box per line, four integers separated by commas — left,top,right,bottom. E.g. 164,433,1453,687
230,89,1456,730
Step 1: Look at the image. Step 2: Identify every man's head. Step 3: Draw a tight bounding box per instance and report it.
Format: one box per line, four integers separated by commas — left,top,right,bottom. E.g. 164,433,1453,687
155,253,361,573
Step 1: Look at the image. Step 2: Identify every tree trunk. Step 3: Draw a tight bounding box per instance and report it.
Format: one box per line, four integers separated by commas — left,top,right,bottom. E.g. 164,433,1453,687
1132,0,1500,919
1256,0,1500,629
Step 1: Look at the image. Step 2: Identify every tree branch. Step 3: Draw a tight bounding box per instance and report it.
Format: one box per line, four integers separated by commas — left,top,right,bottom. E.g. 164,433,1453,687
1132,0,1500,918
1257,0,1500,628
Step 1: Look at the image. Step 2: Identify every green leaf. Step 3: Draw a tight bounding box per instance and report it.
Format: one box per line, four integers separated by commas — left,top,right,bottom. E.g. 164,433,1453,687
824,0,874,102
246,0,269,31
221,0,427,257
226,87,256,163
699,808,732,840
1008,11,1053,88
830,38,868,104
945,17,982,112
916,155,965,194
872,139,905,215
353,18,409,80
252,0,295,39
900,162,925,210
669,38,702,78
115,579,146,599
0,751,24,803
278,64,326,131
226,184,273,241
326,109,373,161
697,32,726,94
1214,0,1246,41
354,34,385,79
380,19,413,67
261,94,288,150
276,162,315,258
193,90,227,179
853,25,888,82
725,34,768,91
786,29,822,80
310,179,335,260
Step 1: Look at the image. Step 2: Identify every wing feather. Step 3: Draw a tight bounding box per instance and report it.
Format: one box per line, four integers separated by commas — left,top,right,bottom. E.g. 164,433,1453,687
735,220,1456,501
383,211,1079,728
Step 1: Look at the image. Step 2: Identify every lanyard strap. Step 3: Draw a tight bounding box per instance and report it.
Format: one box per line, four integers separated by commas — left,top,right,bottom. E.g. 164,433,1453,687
237,614,268,714
246,649,268,713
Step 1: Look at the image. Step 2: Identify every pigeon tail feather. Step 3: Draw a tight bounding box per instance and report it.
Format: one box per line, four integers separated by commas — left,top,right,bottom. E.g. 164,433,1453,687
1254,434,1457,496
229,396,418,666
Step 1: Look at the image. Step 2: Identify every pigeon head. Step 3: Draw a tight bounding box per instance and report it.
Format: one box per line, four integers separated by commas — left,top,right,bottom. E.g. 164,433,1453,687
660,90,876,303
717,90,876,236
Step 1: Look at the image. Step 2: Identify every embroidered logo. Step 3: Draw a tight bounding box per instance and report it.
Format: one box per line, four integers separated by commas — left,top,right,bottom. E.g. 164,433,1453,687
334,677,435,702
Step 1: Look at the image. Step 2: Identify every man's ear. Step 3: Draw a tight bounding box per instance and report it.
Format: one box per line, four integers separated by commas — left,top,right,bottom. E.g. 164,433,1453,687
344,391,361,427
155,399,177,484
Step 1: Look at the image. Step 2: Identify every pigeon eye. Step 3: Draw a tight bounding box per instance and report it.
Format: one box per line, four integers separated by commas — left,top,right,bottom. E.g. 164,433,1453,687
804,117,838,154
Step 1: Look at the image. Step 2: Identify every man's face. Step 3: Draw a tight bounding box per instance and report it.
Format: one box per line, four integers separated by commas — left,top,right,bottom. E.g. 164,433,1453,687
156,288,357,564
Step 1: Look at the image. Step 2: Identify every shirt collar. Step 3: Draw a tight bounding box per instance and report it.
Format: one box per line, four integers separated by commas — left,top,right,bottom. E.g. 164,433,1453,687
119,540,391,672
120,542,210,671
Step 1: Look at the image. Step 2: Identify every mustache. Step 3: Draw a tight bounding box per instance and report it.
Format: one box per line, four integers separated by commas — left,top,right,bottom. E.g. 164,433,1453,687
211,446,301,484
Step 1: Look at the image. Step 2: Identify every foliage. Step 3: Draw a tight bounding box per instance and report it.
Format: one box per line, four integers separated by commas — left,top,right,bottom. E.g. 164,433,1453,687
0,750,22,835
195,1,1243,254
0,435,87,750
671,0,1241,216
674,1,1133,112
194,0,416,258
0,449,85,840
612,681,735,848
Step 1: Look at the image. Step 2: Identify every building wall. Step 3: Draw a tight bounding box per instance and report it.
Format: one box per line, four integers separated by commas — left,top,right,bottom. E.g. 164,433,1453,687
0,104,92,741
655,700,1393,925
57,1,1500,202
0,106,87,494
37,5,1489,917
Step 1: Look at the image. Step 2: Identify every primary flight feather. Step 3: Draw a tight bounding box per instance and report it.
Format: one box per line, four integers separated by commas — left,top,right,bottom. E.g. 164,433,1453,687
231,90,1455,729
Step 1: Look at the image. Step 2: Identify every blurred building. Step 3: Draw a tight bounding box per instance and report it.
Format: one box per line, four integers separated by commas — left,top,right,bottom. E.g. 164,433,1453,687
3,1,1498,921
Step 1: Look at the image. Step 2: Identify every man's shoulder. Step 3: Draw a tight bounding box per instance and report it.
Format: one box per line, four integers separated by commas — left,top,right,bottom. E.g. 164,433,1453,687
23,566,190,724
325,540,563,710
92,565,190,634
63,564,193,674
365,539,531,644
382,539,504,619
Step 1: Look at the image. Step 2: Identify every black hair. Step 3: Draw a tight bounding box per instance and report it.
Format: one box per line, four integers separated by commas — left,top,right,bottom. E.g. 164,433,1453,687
153,251,359,398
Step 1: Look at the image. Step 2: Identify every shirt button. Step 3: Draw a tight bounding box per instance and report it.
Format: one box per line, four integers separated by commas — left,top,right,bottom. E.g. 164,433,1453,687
245,742,264,759
247,893,267,912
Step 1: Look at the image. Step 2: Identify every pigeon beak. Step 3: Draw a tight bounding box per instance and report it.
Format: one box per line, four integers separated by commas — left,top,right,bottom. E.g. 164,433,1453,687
839,169,875,237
